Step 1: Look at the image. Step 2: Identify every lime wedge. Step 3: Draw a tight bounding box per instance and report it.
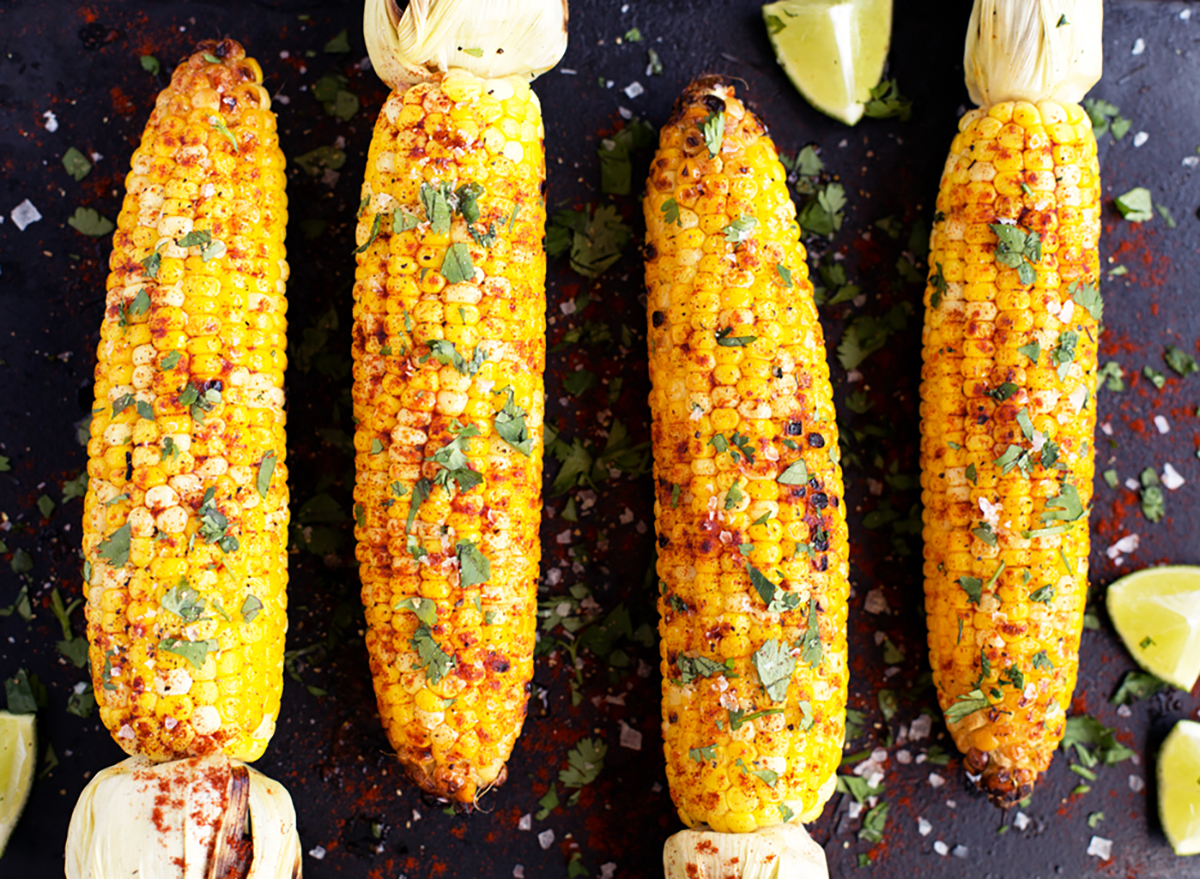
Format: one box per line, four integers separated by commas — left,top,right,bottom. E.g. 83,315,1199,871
0,711,36,857
1107,565,1200,691
763,0,893,126
1159,720,1200,855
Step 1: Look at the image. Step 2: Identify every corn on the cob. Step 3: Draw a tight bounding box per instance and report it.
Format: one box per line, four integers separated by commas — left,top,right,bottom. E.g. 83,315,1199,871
81,39,289,764
645,77,848,834
356,0,566,805
921,0,1103,806
67,39,300,879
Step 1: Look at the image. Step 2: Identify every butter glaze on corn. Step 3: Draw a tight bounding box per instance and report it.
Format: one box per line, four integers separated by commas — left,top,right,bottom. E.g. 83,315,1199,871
646,78,848,833
920,97,1100,805
83,40,290,763
353,69,546,805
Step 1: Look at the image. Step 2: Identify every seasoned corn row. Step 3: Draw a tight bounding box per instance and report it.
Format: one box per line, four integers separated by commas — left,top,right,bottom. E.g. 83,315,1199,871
920,97,1101,805
352,69,546,804
645,77,848,833
82,40,290,763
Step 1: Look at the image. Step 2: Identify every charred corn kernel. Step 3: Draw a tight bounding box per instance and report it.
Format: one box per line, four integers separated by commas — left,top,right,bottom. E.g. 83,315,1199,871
921,11,1102,806
646,78,848,833
82,40,289,764
352,69,546,806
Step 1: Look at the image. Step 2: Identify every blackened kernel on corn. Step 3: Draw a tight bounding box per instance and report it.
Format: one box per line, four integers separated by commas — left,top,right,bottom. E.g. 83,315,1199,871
920,99,1099,804
806,433,824,448
353,70,546,805
644,78,848,834
84,42,289,765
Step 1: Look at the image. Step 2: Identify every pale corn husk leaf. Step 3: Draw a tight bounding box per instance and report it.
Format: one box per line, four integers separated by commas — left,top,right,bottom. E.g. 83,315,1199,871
364,0,569,89
65,755,301,879
964,0,1102,107
663,823,828,879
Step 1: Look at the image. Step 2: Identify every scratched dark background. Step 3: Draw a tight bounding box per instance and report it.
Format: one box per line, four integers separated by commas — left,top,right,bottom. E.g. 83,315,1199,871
1,0,1199,876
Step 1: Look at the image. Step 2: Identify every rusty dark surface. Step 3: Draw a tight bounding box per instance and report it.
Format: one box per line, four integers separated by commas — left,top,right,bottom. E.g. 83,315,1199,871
1,0,1199,876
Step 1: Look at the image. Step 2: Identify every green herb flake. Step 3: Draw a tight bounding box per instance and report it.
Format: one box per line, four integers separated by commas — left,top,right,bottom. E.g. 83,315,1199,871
62,147,93,182
158,637,217,669
456,539,491,587
67,207,114,237
702,110,725,157
1115,187,1154,223
1165,344,1199,377
752,639,796,703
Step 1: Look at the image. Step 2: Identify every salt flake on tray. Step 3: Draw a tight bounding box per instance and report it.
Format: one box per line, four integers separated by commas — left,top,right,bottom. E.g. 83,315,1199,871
1013,812,1030,831
1087,836,1113,860
619,720,643,751
11,199,42,231
600,864,617,879
513,866,526,879
1125,478,1141,491
42,110,58,132
538,829,555,850
1163,463,1186,490
1134,131,1149,147
1132,37,1146,55
918,816,932,836
928,772,945,789
518,813,532,831
933,841,949,856
308,846,327,860
909,714,932,740
1155,415,1170,435
1106,533,1139,559
865,589,889,614
1130,774,1146,793
952,845,969,858
624,81,644,98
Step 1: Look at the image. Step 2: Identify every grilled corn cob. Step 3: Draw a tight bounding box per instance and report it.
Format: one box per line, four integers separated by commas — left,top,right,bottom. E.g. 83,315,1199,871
355,0,567,805
83,38,289,764
920,0,1103,806
67,40,299,877
646,77,848,836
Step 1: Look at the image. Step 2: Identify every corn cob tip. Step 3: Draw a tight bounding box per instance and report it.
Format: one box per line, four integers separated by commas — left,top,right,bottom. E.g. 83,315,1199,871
962,744,1038,808
364,0,568,89
964,0,1102,108
66,755,301,879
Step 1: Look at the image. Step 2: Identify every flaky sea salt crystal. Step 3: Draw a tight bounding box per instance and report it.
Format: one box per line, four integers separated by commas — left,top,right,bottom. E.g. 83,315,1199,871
865,590,889,614
600,865,617,879
624,81,644,98
918,817,932,836
933,841,949,856
1014,812,1030,831
518,813,532,830
538,829,555,850
11,199,42,230
1163,463,1186,490
928,773,945,789
909,714,932,740
1130,775,1146,793
1134,131,1149,147
1088,836,1113,859
1132,38,1146,55
619,721,643,751
308,846,326,860
952,845,969,858
1155,415,1170,434
513,866,526,879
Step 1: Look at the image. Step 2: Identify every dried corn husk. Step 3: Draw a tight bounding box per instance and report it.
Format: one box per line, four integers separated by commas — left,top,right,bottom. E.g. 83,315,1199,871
965,0,1102,107
663,822,828,879
64,755,301,879
364,0,569,88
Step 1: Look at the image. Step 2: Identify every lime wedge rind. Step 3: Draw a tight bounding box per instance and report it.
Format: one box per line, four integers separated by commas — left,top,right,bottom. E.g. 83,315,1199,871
1107,565,1200,692
0,710,36,858
1159,720,1200,856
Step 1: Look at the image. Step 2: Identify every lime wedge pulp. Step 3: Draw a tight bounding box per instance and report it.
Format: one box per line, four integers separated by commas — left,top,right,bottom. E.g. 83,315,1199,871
1107,565,1200,692
0,711,36,857
1159,720,1200,855
763,0,893,126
